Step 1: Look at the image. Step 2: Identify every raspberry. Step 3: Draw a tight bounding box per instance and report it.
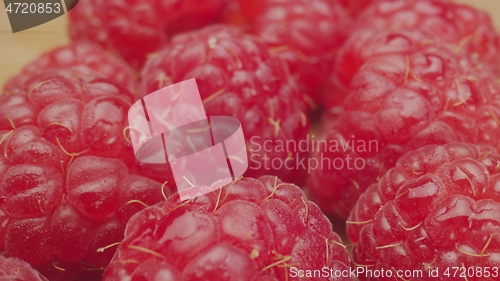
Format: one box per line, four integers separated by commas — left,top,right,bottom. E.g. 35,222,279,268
68,0,224,68
141,24,310,186
347,143,500,281
0,255,48,281
103,176,352,281
0,69,173,280
337,0,410,18
166,0,225,34
3,43,137,94
308,30,500,218
251,0,350,104
219,0,251,31
326,29,435,107
354,0,499,65
325,0,499,109
338,0,375,17
236,0,267,21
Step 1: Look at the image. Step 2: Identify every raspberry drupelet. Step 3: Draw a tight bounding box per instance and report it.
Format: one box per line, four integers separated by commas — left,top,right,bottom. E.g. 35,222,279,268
337,0,376,18
0,255,48,281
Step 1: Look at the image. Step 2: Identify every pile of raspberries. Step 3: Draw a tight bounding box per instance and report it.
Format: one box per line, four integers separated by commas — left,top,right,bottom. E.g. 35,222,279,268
1,0,500,280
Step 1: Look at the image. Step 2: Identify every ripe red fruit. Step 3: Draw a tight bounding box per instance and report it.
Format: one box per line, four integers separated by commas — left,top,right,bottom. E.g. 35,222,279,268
3,43,137,94
308,30,500,218
338,0,375,17
337,0,414,18
0,69,173,280
219,0,251,31
103,176,352,281
167,0,225,34
326,29,435,107
252,0,350,104
236,0,267,21
68,0,224,68
325,0,499,109
141,24,310,186
0,255,48,281
347,143,500,281
354,0,499,65
326,0,500,109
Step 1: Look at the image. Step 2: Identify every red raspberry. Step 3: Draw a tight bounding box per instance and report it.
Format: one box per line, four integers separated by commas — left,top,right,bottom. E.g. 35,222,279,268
326,0,499,109
347,143,500,281
68,0,224,68
141,24,310,186
236,0,267,21
326,0,499,108
166,0,226,34
326,29,435,107
0,69,173,280
3,43,137,95
308,30,500,218
338,0,375,17
251,0,350,104
337,0,408,18
219,0,251,31
354,0,499,65
103,176,352,281
0,255,48,281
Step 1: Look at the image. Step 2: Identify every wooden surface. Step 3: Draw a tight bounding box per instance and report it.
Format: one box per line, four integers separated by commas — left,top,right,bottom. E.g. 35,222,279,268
0,0,500,87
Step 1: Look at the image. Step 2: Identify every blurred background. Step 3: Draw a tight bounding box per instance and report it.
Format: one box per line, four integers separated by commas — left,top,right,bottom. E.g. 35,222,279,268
0,0,499,86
